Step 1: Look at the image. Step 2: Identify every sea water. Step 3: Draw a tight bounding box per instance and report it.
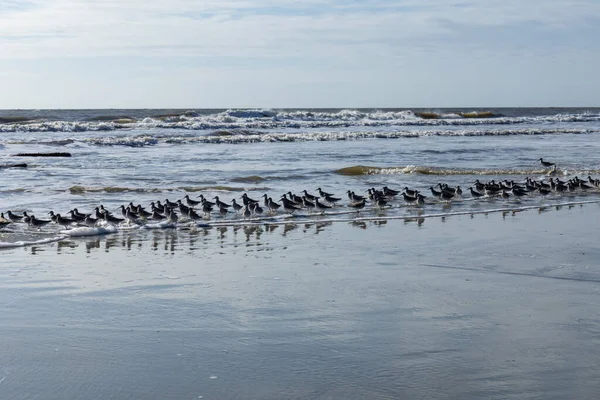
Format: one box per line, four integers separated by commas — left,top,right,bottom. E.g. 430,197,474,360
1,108,600,399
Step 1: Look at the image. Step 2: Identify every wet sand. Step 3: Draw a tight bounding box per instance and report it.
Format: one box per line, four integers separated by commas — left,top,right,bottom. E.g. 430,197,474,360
1,204,600,399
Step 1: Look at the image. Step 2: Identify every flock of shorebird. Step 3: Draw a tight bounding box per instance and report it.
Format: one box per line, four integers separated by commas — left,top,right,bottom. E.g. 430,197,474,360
1,159,599,231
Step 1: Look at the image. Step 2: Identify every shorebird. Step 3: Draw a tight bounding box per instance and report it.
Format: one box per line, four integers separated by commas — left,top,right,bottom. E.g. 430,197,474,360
241,193,258,206
286,192,303,205
102,212,125,224
368,188,384,201
554,182,568,192
402,192,420,204
187,208,203,221
473,180,486,192
439,184,462,197
201,201,214,215
70,208,88,221
469,187,484,199
484,186,502,196
183,194,201,207
323,193,341,204
83,215,98,226
314,197,332,212
176,200,191,215
151,210,167,221
429,186,442,197
302,196,315,210
231,199,243,213
167,210,178,223
316,188,333,197
135,205,152,219
29,214,51,228
123,207,139,224
374,197,388,208
280,196,301,213
164,199,178,208
5,210,24,223
301,190,317,201
266,197,281,212
117,205,134,218
348,198,366,212
48,211,74,228
99,205,112,216
511,187,528,197
578,181,592,190
250,202,264,215
213,196,231,209
197,195,215,207
382,186,400,196
403,187,419,197
438,190,454,201
539,158,555,168
347,191,365,202
538,187,552,196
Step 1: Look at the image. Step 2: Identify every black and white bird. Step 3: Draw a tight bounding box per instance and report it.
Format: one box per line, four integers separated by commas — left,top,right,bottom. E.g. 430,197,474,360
213,196,231,209
539,158,555,168
29,214,51,228
348,198,366,212
469,187,484,199
183,194,201,207
5,210,24,223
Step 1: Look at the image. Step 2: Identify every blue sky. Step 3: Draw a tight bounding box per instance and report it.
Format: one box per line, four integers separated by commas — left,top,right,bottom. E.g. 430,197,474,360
1,0,599,108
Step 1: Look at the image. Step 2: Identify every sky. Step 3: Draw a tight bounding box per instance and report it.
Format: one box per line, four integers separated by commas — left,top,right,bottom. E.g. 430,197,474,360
1,0,599,109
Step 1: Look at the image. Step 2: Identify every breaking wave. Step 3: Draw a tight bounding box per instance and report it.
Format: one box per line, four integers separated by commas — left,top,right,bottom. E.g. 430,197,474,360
5,128,597,147
334,165,600,176
1,108,599,133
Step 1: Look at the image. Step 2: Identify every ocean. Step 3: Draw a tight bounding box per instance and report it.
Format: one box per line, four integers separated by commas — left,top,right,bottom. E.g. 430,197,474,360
1,107,600,399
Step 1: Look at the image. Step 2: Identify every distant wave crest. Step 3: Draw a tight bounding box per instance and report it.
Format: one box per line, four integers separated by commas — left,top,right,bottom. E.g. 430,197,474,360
334,165,600,176
1,108,600,133
5,127,596,147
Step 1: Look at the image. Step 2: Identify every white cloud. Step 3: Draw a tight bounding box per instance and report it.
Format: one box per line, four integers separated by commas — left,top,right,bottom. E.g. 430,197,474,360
0,0,599,107
2,0,597,60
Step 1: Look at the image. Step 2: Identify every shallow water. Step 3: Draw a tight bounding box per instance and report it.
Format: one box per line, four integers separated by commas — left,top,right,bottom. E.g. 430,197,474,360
1,204,600,399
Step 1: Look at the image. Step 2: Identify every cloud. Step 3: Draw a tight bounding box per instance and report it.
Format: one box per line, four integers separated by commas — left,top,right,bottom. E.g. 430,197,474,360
2,0,598,60
1,0,599,107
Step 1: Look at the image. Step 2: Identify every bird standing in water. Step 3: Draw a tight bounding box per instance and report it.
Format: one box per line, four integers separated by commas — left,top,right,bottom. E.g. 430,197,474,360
539,158,555,168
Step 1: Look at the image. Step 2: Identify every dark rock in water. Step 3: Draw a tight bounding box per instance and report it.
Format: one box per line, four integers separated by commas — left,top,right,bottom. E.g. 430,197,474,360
0,163,28,168
12,152,72,157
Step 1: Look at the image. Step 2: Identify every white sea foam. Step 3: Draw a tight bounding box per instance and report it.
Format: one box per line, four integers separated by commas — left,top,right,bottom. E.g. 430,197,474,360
62,226,118,237
1,109,599,134
7,127,588,148
143,221,178,229
0,235,67,248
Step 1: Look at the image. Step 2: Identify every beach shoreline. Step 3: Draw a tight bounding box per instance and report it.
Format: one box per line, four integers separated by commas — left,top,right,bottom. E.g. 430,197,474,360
1,202,599,399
